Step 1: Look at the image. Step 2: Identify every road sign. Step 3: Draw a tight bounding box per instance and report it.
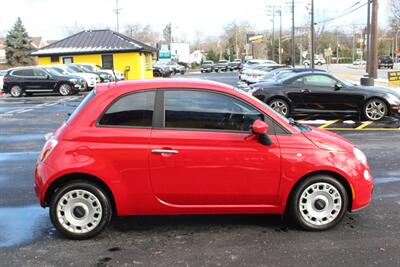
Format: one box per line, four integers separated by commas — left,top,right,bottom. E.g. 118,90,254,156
249,35,263,43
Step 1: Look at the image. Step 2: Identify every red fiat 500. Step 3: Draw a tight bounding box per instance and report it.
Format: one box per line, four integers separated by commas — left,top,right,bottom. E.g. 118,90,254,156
35,79,373,239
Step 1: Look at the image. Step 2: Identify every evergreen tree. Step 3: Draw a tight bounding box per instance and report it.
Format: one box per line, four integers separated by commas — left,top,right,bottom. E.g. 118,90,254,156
5,17,35,66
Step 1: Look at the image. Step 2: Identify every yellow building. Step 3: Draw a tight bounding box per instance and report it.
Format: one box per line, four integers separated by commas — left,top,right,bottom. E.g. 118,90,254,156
32,29,157,80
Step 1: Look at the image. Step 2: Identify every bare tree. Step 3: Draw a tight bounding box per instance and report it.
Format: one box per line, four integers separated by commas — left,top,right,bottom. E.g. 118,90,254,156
124,23,160,47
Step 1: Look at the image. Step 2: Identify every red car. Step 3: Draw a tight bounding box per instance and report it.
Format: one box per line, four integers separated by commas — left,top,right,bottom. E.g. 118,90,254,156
35,79,373,239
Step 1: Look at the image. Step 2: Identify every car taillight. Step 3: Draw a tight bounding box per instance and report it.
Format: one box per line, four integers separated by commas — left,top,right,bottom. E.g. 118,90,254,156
39,138,58,162
3,76,8,82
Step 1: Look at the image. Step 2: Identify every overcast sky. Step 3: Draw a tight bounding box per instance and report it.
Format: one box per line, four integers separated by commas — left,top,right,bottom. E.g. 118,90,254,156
0,0,390,42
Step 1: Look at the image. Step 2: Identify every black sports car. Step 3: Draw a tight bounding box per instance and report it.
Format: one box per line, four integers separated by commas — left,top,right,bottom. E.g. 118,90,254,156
251,72,400,121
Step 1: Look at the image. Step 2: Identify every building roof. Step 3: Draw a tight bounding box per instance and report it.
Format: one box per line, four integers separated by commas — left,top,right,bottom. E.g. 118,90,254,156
31,29,157,56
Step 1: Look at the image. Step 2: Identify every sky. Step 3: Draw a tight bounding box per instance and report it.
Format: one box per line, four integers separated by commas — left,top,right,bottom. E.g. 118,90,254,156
0,0,391,42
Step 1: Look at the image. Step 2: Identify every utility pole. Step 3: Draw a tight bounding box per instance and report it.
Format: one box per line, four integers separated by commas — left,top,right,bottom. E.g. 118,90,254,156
114,0,122,33
352,31,355,62
366,0,371,72
278,9,282,64
310,0,315,69
291,0,295,67
368,0,378,79
336,31,339,64
272,6,275,62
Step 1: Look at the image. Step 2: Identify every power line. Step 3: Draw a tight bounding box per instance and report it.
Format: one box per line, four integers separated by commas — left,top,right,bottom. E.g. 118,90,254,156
318,1,368,24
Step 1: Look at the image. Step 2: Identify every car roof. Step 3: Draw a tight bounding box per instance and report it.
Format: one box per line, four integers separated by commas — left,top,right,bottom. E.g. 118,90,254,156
95,78,234,96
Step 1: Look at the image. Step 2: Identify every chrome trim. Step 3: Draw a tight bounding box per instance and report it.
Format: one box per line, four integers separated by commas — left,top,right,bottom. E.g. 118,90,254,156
151,149,179,154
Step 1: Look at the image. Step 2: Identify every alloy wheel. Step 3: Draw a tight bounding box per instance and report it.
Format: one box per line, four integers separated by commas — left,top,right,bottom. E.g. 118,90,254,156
59,84,71,96
10,86,22,97
364,99,387,121
269,99,289,116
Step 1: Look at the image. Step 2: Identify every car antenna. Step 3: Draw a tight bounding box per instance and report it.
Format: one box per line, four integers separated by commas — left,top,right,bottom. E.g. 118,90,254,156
112,69,118,84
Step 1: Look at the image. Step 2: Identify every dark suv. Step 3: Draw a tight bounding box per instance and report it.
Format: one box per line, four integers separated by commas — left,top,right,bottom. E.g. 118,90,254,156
200,60,214,73
378,56,394,69
3,66,85,97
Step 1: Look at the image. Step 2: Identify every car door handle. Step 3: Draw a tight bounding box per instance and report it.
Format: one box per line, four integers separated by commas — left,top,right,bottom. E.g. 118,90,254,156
151,149,179,154
301,89,311,93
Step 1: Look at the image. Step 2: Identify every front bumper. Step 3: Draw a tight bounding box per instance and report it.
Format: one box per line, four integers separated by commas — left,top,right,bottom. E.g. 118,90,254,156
350,167,373,211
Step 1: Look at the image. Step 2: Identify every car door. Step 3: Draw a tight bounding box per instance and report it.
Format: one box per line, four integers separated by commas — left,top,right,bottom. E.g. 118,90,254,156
11,69,34,89
301,74,347,111
31,68,56,90
283,76,305,109
149,89,281,207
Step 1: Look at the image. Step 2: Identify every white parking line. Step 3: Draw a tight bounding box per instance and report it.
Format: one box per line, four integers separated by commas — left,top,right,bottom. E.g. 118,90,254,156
0,96,79,115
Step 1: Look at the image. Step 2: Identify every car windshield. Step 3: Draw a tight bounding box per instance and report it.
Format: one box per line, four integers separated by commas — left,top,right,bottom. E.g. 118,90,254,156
204,61,213,64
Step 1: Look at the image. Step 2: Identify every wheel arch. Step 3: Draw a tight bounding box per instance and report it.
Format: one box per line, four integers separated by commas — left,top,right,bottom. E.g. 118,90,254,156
44,172,117,214
285,170,353,213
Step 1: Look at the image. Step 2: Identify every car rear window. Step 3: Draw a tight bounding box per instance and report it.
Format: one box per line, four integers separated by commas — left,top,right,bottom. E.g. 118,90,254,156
66,90,96,124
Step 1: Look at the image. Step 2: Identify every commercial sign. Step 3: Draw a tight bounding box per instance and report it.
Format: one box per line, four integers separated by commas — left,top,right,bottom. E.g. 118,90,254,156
248,34,263,43
388,71,400,87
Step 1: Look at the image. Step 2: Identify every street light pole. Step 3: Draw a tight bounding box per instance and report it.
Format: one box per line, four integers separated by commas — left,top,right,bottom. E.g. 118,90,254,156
272,6,275,62
291,0,295,67
311,0,315,69
279,10,282,64
368,0,378,79
366,0,371,73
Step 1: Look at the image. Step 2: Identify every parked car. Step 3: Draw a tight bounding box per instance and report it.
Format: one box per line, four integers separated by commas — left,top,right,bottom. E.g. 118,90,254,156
240,64,282,83
246,65,287,84
44,65,100,90
304,57,326,66
153,66,172,77
214,60,229,72
74,63,122,81
200,60,214,73
242,59,277,70
353,59,366,65
256,68,326,83
65,64,109,83
154,61,175,75
378,56,394,69
163,61,186,75
251,72,400,121
0,70,7,91
3,66,85,97
228,59,242,71
35,79,372,239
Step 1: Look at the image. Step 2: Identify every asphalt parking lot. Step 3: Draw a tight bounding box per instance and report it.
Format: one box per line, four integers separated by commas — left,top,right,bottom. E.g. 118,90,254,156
1,72,400,266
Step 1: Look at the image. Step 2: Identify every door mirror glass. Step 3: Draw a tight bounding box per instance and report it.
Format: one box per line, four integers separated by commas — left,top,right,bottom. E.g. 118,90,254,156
252,119,269,135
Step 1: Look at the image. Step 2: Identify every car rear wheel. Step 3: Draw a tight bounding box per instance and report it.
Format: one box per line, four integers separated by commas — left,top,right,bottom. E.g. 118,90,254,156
362,98,388,121
49,181,112,240
10,85,23,97
289,175,348,231
59,83,72,96
268,99,290,117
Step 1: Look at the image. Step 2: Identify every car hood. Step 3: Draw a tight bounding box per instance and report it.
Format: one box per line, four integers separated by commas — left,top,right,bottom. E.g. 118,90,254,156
302,126,354,152
303,127,354,152
351,85,400,98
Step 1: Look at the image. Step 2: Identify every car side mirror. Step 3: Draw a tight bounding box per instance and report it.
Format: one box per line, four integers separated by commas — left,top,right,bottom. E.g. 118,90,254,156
252,120,272,146
334,83,343,90
46,74,51,79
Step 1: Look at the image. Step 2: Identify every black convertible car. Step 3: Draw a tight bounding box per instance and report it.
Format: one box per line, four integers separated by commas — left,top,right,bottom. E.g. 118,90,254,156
251,72,400,121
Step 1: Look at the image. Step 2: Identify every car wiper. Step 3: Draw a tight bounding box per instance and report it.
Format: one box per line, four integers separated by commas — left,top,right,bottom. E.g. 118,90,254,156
288,118,311,131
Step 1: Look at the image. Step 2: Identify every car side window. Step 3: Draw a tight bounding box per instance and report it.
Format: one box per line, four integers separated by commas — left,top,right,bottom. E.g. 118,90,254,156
99,91,155,127
33,69,48,77
164,90,264,132
12,69,34,77
291,77,303,86
304,75,337,87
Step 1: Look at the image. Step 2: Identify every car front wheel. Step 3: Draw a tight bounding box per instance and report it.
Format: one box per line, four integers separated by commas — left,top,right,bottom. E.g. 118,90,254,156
49,181,112,239
289,175,348,231
362,98,388,121
59,83,72,96
10,85,23,97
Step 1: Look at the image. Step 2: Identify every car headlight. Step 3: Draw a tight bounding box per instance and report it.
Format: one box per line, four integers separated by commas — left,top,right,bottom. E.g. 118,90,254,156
69,78,78,83
353,147,367,165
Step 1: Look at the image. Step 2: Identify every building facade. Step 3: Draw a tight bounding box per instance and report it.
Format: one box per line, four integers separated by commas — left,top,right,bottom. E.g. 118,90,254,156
32,30,157,80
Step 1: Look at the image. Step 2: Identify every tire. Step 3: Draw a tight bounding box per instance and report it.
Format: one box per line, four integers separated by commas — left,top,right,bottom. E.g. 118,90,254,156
268,98,290,117
49,180,112,240
58,83,72,96
153,71,161,77
200,70,204,73
362,98,388,121
289,175,348,231
215,69,219,73
317,62,322,66
10,85,23,97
